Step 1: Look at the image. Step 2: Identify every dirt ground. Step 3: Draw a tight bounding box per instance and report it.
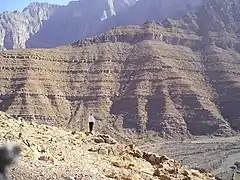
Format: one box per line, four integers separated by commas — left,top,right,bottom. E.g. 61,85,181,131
139,135,240,180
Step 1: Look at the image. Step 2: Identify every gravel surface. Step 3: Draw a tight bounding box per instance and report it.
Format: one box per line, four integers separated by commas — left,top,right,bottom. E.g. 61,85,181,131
140,136,240,180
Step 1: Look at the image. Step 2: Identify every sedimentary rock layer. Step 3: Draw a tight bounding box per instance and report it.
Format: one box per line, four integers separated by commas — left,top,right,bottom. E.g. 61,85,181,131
0,20,239,136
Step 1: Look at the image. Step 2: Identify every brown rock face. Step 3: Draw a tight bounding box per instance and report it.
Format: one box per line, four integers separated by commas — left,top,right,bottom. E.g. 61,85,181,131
0,0,240,137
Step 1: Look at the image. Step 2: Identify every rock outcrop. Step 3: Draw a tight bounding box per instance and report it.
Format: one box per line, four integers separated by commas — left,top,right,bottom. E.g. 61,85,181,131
0,111,215,179
0,45,6,51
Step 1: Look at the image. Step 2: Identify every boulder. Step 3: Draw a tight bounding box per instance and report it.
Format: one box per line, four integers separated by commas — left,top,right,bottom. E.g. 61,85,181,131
234,161,240,168
182,169,190,176
98,147,108,155
38,155,54,163
149,153,157,164
131,148,143,158
93,137,105,143
98,134,117,144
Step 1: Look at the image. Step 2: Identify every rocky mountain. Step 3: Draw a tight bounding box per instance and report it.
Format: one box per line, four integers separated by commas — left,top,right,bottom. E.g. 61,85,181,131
26,0,139,48
0,111,216,179
0,0,206,49
0,0,240,137
0,0,138,49
2,0,240,50
26,0,206,48
0,2,59,49
100,0,203,28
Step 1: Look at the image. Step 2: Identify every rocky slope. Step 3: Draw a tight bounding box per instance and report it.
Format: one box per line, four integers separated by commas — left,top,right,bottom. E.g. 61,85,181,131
140,136,240,180
0,0,240,137
0,111,215,179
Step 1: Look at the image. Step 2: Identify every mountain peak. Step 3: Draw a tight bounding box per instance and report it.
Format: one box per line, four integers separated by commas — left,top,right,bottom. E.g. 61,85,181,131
0,0,239,49
23,2,59,12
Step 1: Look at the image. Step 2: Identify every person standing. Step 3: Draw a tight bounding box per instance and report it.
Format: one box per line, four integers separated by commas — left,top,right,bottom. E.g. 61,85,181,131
88,113,95,134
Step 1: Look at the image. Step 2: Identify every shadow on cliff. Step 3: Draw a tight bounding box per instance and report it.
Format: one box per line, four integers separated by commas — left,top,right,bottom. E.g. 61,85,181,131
0,95,14,112
25,1,107,48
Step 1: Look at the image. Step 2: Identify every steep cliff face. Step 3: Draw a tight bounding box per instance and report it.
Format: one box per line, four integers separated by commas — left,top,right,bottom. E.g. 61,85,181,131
0,3,59,49
101,0,203,27
197,0,240,131
197,0,240,48
5,0,239,50
0,0,204,49
26,0,137,48
0,0,138,49
26,0,205,48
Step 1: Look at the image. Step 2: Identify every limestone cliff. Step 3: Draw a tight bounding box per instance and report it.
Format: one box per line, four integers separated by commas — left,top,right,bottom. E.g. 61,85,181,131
0,3,59,49
0,0,204,49
0,0,210,49
0,0,240,137
0,0,137,49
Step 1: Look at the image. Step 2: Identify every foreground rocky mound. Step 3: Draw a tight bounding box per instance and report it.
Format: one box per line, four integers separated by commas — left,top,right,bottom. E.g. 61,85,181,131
0,111,215,179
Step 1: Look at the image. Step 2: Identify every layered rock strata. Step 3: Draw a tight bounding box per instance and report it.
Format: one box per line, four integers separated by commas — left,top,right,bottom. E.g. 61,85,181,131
0,22,238,136
1,0,240,136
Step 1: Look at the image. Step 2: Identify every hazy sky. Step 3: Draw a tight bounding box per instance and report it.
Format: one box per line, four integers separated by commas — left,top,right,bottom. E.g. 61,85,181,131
0,0,71,13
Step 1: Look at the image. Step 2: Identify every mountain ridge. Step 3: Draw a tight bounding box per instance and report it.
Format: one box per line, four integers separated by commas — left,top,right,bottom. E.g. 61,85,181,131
0,2,59,49
0,0,240,137
0,0,206,49
0,0,138,49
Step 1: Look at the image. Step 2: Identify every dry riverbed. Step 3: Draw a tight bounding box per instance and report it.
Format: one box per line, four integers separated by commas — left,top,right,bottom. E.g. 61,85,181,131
140,136,240,180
